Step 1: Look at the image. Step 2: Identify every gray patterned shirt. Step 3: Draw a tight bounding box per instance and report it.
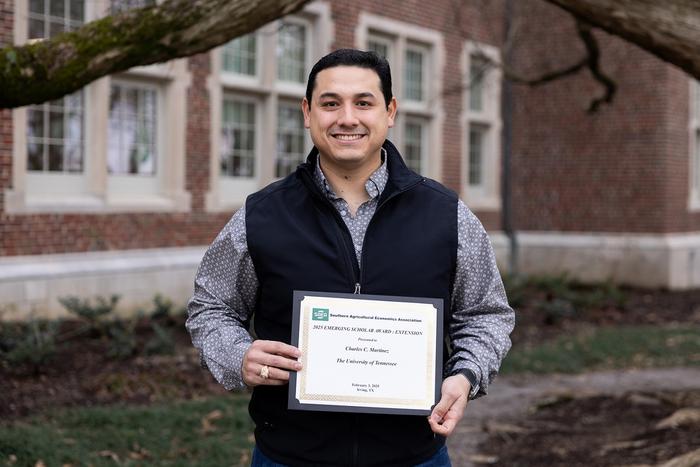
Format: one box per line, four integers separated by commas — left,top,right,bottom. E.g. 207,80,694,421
187,154,514,399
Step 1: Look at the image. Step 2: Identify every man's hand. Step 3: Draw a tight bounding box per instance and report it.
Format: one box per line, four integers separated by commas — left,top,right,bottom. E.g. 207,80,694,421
428,374,471,436
242,340,302,387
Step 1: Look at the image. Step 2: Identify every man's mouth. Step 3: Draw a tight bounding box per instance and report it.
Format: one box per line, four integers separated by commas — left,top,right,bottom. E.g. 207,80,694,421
332,134,365,141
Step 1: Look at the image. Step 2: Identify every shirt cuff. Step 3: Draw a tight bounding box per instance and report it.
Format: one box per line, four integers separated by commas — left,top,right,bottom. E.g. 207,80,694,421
449,368,480,400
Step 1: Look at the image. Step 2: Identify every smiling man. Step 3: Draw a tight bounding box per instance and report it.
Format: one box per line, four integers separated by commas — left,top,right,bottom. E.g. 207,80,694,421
186,49,514,466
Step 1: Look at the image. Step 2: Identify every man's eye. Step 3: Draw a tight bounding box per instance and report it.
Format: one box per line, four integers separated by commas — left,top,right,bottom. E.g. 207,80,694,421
357,101,371,107
321,102,338,107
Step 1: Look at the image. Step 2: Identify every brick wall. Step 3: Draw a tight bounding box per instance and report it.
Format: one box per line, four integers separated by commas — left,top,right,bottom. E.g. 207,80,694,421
1,0,508,258
510,0,692,234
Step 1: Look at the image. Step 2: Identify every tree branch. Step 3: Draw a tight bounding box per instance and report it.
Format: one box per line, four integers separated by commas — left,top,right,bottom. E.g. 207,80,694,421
0,0,311,109
543,0,700,81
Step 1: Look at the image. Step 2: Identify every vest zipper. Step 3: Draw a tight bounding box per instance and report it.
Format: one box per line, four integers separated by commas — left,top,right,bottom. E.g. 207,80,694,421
358,177,425,277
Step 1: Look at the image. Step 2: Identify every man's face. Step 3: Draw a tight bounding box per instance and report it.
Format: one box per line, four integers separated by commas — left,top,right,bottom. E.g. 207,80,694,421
302,66,397,170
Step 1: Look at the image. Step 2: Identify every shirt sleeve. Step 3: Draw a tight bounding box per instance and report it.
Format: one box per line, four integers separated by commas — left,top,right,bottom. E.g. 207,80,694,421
185,206,259,391
446,200,515,399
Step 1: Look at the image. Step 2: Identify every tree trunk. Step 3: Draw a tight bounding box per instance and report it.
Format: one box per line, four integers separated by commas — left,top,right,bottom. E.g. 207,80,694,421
0,0,310,108
544,0,700,80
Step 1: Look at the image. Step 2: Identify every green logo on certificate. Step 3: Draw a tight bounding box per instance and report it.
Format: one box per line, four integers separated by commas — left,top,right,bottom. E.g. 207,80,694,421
312,308,329,321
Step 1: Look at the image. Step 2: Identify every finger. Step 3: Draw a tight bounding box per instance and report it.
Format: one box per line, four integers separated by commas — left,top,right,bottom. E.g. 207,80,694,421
428,416,453,436
263,354,302,372
256,340,301,358
430,395,454,425
253,376,287,386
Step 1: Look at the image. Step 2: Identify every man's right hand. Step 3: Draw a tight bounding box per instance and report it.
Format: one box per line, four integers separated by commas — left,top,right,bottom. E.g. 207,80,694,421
242,340,302,387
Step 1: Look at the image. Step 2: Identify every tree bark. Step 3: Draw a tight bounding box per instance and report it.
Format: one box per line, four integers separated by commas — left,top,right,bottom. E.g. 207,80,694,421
544,0,700,80
0,0,310,108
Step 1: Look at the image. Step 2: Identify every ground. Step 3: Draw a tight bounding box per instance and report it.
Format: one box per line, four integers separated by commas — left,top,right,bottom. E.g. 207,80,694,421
2,283,700,466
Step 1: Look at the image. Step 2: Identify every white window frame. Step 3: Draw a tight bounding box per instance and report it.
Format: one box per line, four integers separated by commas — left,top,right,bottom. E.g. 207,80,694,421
7,0,191,213
689,80,700,210
461,41,502,211
356,13,444,180
206,1,332,211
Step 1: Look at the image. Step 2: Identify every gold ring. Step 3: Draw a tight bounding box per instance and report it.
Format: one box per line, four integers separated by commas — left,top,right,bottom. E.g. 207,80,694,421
259,365,270,379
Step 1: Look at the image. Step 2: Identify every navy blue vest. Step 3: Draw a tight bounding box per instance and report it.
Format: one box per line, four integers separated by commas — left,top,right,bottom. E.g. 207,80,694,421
246,141,458,466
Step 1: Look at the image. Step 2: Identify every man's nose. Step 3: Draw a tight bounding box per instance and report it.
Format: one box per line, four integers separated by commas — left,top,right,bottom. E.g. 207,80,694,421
337,105,359,126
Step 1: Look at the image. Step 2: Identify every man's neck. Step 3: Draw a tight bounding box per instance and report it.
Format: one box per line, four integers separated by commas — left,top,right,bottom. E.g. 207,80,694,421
319,152,382,216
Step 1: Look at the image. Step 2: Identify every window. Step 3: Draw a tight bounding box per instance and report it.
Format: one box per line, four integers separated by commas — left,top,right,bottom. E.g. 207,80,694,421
277,19,308,84
207,2,332,210
108,81,158,176
26,0,85,175
276,101,306,178
463,42,501,210
221,97,257,177
27,93,83,173
404,45,426,102
7,0,191,213
404,117,427,174
358,14,443,179
222,34,258,77
689,80,700,209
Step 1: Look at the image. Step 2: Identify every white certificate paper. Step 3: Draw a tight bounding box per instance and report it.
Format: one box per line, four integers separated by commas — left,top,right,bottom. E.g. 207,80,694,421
288,291,443,415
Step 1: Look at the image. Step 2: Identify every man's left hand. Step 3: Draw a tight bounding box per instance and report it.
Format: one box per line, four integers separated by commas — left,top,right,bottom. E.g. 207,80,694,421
428,374,470,437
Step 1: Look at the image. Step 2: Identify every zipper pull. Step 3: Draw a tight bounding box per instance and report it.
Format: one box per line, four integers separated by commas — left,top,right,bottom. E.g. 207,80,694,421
354,283,361,294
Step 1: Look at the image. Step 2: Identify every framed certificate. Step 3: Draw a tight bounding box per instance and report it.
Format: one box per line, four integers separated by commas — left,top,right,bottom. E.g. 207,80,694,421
288,290,443,416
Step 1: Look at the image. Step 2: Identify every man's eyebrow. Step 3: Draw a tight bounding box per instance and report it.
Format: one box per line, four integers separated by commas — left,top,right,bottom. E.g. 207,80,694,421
317,92,377,100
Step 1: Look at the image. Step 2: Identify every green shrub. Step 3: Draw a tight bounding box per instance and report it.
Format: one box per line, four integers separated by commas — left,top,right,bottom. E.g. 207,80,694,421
58,295,120,337
0,318,58,374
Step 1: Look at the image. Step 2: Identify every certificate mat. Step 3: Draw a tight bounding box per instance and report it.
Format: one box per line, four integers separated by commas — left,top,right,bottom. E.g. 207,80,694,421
288,290,443,416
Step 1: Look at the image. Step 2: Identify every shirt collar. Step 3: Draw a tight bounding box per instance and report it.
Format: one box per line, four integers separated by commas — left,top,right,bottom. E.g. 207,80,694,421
313,148,388,201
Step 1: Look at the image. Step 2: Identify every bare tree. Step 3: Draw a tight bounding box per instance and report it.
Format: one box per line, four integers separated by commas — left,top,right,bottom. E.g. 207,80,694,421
2,0,700,109
0,0,310,108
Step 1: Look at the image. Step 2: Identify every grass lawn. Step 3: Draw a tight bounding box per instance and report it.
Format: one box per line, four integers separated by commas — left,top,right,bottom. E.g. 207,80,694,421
0,394,254,467
501,324,700,374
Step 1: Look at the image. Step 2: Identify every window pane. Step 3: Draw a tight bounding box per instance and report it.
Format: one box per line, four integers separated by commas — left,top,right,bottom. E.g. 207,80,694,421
276,102,306,177
48,144,64,171
30,0,83,39
108,82,158,176
468,125,487,186
277,22,307,83
26,92,83,173
29,0,45,14
49,0,64,18
469,55,488,112
404,49,424,101
368,40,388,60
222,34,257,76
404,120,425,174
111,0,155,14
69,0,84,21
221,99,256,177
28,18,45,39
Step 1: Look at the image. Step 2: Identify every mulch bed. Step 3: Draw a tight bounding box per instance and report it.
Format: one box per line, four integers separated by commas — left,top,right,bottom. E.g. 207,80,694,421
478,389,700,466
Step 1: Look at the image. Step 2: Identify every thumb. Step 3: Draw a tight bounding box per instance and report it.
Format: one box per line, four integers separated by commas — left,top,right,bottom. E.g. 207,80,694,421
430,395,453,423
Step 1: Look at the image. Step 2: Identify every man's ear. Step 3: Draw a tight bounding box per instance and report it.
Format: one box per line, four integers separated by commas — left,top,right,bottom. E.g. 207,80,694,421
302,97,311,128
387,97,398,128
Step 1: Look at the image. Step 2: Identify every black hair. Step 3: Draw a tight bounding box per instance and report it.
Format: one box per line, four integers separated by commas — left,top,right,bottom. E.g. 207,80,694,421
305,49,393,108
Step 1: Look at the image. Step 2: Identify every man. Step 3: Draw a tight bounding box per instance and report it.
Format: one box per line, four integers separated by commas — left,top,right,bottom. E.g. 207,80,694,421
187,49,514,466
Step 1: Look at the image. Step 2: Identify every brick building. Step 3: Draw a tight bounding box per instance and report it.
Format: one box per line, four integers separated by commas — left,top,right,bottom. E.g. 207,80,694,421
1,0,699,318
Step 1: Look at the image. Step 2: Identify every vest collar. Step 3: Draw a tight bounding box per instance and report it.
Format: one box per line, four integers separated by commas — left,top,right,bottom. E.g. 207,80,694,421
298,140,423,201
